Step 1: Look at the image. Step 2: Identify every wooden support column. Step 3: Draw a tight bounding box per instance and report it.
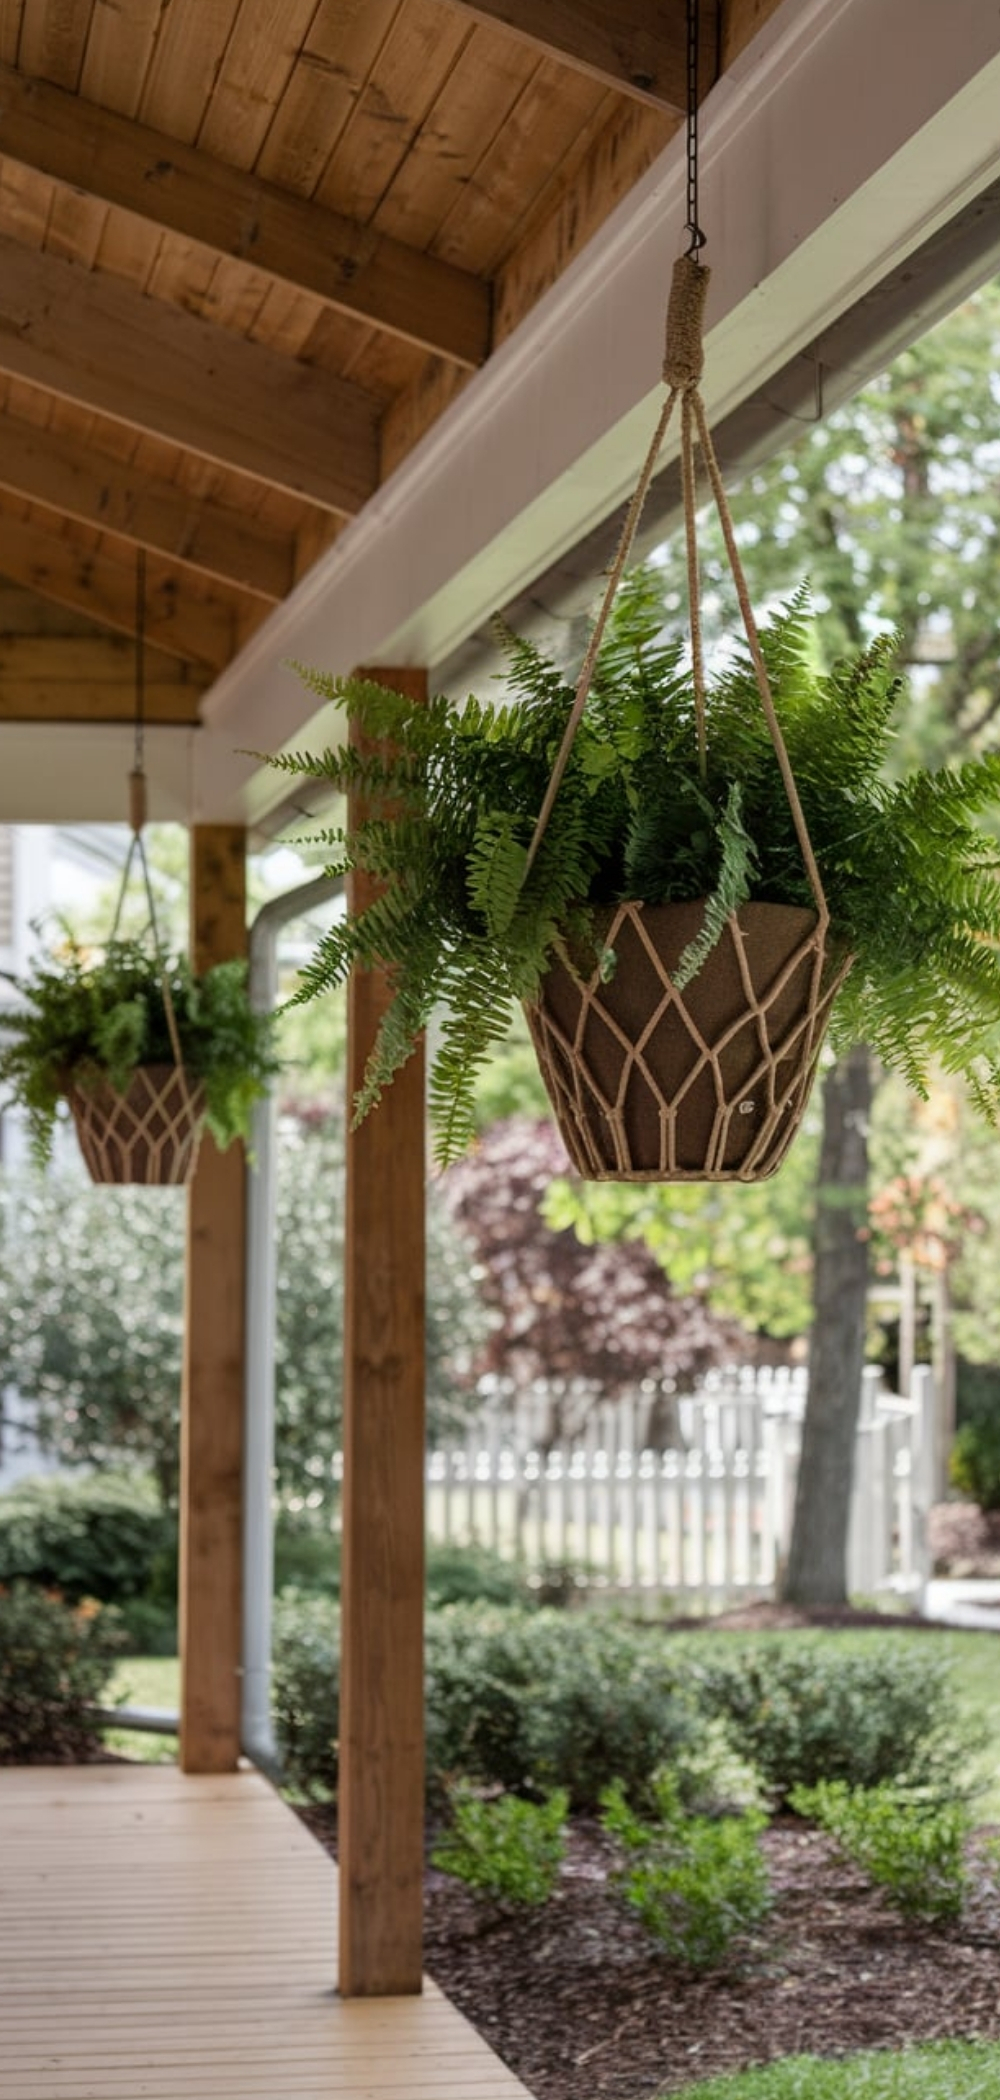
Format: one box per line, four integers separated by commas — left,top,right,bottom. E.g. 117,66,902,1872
339,668,427,1997
179,824,248,1774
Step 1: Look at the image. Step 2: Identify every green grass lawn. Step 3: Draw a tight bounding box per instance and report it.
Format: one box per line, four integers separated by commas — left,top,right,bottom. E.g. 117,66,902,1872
103,1653,179,1764
669,2041,1000,2098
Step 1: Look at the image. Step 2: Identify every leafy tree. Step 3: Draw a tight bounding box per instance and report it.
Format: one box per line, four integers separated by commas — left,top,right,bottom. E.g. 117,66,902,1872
0,1110,487,1508
441,1116,749,1447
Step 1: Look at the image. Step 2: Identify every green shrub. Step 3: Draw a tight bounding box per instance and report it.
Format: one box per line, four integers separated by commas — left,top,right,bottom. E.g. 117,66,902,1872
0,1582,126,1762
114,1597,178,1657
273,1509,340,1596
949,1417,1000,1512
432,1785,568,1904
691,1638,981,1805
271,1598,698,1806
426,1606,698,1809
0,1471,174,1606
271,1593,339,1797
792,1779,969,1922
426,1541,532,1610
601,1773,771,1969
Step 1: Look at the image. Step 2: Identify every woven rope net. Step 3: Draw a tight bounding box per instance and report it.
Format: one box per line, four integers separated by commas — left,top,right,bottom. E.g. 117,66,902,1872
523,255,848,1183
67,1065,207,1187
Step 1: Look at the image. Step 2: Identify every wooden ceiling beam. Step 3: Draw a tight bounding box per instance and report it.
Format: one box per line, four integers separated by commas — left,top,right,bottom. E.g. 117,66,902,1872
0,635,207,724
0,510,243,670
0,64,491,370
0,414,294,602
0,236,379,516
446,1,718,111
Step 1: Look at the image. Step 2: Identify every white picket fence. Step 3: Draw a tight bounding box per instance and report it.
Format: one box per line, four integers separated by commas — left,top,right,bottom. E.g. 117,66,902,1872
425,1364,936,1607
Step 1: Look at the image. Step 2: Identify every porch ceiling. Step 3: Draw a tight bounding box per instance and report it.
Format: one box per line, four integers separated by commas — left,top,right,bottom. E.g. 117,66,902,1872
0,0,999,828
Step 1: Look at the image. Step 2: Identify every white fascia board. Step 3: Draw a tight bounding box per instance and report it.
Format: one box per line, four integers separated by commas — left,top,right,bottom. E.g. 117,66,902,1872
0,726,197,825
194,0,1000,828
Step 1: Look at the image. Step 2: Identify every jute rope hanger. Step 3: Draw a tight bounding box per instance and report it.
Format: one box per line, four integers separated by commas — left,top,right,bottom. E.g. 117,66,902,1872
108,547,184,1074
523,251,830,943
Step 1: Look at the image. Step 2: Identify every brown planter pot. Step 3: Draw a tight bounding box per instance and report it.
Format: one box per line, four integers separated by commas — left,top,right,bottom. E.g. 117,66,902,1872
524,900,849,1182
65,1064,207,1187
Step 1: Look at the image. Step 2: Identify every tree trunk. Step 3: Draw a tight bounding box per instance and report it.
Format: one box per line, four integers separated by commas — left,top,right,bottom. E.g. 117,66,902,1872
782,1046,872,1604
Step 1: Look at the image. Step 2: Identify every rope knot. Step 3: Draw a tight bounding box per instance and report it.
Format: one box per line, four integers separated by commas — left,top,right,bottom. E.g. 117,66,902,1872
662,253,710,390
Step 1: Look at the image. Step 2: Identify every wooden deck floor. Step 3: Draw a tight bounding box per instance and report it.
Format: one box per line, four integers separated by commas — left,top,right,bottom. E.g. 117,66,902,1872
0,1763,536,2100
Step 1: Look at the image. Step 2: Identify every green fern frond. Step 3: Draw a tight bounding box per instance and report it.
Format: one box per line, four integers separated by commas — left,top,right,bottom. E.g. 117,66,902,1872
672,783,758,990
262,577,1000,1159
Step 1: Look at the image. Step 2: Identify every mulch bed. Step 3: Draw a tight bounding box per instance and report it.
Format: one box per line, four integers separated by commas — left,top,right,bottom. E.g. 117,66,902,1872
300,1535,1000,2099
296,1807,1000,2100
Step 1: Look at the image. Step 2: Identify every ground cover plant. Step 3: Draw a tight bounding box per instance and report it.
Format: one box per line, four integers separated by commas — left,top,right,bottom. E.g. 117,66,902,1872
790,1780,969,1923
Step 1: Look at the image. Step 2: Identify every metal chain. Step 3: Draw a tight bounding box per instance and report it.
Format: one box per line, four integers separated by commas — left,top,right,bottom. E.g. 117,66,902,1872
685,0,706,258
134,547,146,775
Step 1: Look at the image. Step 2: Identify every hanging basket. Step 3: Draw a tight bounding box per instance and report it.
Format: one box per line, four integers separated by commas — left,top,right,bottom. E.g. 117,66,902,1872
525,901,851,1182
64,1064,207,1187
517,254,847,1185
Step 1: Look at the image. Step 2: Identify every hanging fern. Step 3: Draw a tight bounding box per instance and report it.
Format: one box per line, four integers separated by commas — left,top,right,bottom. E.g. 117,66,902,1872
268,577,1000,1165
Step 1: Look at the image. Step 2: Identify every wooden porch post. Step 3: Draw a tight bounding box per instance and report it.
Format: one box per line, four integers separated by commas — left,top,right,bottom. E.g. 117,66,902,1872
339,667,426,1996
179,823,248,1774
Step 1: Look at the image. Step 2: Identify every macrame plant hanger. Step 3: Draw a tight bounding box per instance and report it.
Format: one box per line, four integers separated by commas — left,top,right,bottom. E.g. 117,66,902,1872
64,552,208,1187
523,0,849,1183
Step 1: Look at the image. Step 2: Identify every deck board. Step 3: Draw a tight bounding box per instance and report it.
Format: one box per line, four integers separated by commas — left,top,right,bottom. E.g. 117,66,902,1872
0,1764,534,2100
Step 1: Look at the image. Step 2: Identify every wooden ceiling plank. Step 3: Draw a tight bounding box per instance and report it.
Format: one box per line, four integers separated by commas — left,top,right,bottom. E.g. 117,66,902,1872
445,0,712,112
42,179,109,269
197,0,320,169
380,357,471,480
255,0,403,198
0,233,380,513
431,59,608,275
373,23,537,252
0,412,295,598
494,100,676,339
0,155,53,249
0,510,237,668
16,0,92,92
137,0,244,144
79,0,166,118
0,63,490,365
0,2,25,65
316,1,473,228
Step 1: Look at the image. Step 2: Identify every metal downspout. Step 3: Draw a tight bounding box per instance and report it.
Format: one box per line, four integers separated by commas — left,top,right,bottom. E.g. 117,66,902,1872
241,874,341,1775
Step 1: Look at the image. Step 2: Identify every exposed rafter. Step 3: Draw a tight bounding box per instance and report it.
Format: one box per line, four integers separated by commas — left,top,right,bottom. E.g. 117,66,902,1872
447,0,717,111
0,64,491,371
0,413,294,602
0,237,380,515
0,509,255,669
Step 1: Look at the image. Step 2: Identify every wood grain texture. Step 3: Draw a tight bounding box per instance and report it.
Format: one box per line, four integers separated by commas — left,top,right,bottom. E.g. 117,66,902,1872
446,0,716,110
340,666,427,1996
0,63,490,365
0,506,243,667
0,632,207,721
0,1765,534,2097
180,826,247,1775
0,234,380,512
0,407,294,598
